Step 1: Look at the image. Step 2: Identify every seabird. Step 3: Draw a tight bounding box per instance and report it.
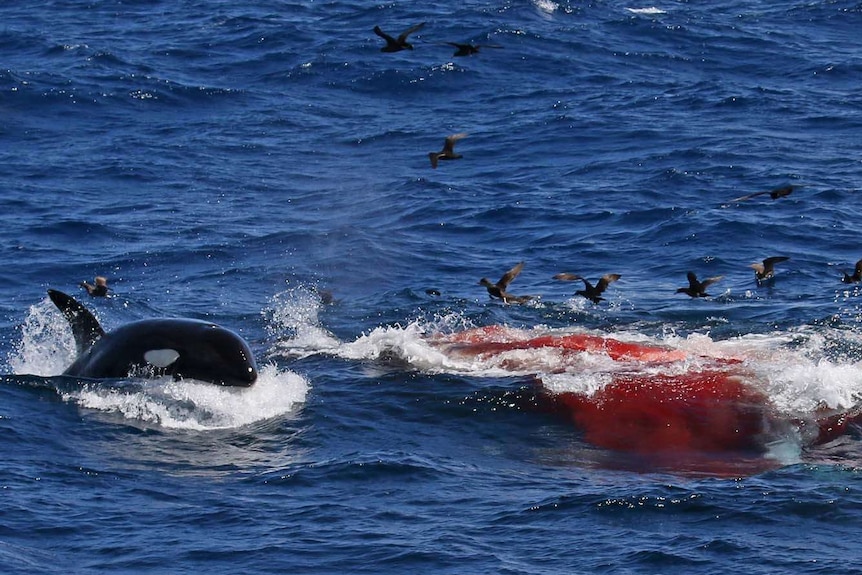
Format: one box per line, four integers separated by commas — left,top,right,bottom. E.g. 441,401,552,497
479,261,533,304
444,42,502,57
429,133,467,168
553,273,621,303
80,276,109,297
676,271,723,298
842,259,862,284
373,22,426,52
750,256,789,281
731,184,796,202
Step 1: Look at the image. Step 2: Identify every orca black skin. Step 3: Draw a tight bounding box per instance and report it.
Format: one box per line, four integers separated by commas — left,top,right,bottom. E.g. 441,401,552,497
47,289,258,387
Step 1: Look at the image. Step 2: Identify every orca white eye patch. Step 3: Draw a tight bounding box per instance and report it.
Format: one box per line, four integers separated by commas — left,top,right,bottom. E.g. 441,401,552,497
144,349,180,368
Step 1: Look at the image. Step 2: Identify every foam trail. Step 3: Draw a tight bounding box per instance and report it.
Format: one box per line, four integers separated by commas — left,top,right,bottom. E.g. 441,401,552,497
318,319,862,422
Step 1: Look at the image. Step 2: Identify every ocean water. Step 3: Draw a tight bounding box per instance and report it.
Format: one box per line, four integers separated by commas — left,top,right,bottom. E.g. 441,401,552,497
2,0,862,572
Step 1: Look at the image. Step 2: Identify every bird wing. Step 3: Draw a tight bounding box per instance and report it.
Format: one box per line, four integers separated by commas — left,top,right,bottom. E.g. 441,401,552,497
373,26,396,43
553,273,582,282
442,133,467,154
730,190,767,202
596,273,621,292
398,22,426,42
504,294,533,304
686,271,699,288
497,261,524,289
856,259,862,275
762,256,789,270
701,275,724,289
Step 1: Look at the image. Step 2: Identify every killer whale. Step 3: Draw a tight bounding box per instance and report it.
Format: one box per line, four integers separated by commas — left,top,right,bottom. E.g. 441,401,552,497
47,289,258,387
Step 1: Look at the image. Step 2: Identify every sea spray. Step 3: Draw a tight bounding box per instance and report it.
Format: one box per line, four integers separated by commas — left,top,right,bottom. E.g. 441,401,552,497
62,363,308,430
7,296,76,377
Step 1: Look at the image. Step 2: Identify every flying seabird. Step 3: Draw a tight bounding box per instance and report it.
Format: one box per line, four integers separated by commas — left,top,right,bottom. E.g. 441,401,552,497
553,273,621,303
429,133,467,168
443,42,503,57
750,256,789,282
731,184,796,203
676,271,723,298
479,261,533,304
373,22,426,52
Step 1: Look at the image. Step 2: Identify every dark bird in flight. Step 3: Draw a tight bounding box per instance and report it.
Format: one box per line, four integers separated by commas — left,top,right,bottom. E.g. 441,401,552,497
444,42,503,57
429,133,467,168
373,22,426,52
479,261,533,304
842,259,862,284
676,271,723,298
731,184,796,202
553,273,621,303
750,256,789,282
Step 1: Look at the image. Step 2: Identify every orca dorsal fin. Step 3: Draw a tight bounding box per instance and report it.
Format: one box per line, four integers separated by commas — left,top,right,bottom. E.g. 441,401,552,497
47,289,106,355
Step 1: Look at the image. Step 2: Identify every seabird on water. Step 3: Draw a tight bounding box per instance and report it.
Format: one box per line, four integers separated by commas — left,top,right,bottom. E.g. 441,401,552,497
842,259,862,284
80,276,109,297
750,256,789,282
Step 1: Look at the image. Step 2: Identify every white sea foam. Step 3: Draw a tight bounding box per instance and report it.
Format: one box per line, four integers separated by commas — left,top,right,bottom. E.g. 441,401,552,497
626,7,667,15
62,363,308,430
256,284,862,421
533,0,559,14
265,285,340,358
7,297,78,377
291,314,862,418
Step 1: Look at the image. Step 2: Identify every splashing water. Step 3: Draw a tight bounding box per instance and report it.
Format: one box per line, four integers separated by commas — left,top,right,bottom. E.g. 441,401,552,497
265,285,340,359
293,315,862,420
7,296,77,377
61,363,308,430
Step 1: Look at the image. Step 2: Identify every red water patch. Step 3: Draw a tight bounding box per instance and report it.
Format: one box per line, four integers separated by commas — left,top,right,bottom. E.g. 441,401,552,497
434,326,862,462
551,371,772,453
439,326,689,363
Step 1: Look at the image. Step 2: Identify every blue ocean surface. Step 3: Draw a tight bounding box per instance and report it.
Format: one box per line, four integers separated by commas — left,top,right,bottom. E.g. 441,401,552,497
2,0,862,572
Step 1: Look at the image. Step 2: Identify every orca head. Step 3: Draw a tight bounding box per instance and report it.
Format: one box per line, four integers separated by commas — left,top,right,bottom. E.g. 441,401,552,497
48,289,259,387
164,322,259,387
